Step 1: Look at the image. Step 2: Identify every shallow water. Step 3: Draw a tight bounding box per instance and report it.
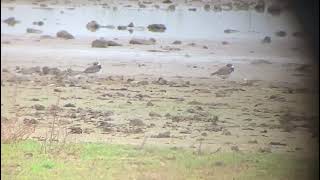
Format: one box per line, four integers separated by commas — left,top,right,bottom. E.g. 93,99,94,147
1,5,301,40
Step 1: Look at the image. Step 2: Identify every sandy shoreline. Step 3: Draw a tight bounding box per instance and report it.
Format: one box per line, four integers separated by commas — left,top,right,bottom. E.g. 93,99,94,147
1,0,318,156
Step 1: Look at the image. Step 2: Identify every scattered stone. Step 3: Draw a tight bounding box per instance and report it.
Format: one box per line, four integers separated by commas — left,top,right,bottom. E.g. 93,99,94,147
214,161,225,166
180,129,191,134
221,3,233,10
222,41,229,45
83,128,95,134
292,32,305,38
91,39,108,48
201,132,207,136
275,31,287,37
117,25,127,30
30,98,39,101
69,127,82,134
267,4,282,15
251,59,272,65
168,4,175,11
222,129,231,135
23,118,38,125
42,66,61,75
270,142,287,146
34,104,45,111
40,35,54,39
213,5,222,12
204,4,210,11
129,119,145,127
129,38,156,45
162,0,172,3
26,28,43,33
104,25,115,29
24,152,33,158
188,8,197,11
258,147,271,153
254,0,265,13
18,66,41,75
138,2,146,8
248,140,258,144
262,36,271,43
231,145,239,152
64,103,76,108
33,21,44,26
152,131,170,138
149,112,161,117
53,88,62,92
147,24,166,32
56,30,74,39
224,29,239,33
137,81,149,85
172,40,182,45
86,20,100,32
233,1,249,10
2,68,9,72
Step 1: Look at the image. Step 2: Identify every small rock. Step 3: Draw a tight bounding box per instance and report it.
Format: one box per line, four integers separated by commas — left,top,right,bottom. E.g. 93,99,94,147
162,0,172,3
91,39,108,48
129,119,145,127
69,127,82,134
149,112,161,117
172,40,182,45
292,32,305,38
27,28,42,34
267,4,282,15
204,4,210,11
275,31,287,37
117,25,127,30
56,30,74,39
222,129,232,136
23,118,38,125
224,29,239,33
248,140,258,144
129,38,156,45
188,8,197,11
259,147,271,153
214,161,225,166
64,103,76,108
269,142,287,146
33,21,44,26
201,132,207,136
146,101,154,106
152,131,170,138
34,104,45,111
53,88,62,92
86,20,100,32
251,59,272,65
168,4,175,11
231,145,239,152
222,41,229,45
147,24,166,32
254,0,265,13
262,36,271,43
2,68,9,72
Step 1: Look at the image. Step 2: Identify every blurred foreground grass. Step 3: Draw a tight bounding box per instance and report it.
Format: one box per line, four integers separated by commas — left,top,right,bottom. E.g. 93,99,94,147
1,140,318,180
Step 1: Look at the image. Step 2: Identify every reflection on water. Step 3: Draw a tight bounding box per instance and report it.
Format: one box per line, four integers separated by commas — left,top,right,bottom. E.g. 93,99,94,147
1,5,301,40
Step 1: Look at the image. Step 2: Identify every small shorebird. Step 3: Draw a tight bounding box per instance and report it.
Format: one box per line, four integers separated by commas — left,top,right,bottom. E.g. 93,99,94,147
211,64,234,79
83,62,102,74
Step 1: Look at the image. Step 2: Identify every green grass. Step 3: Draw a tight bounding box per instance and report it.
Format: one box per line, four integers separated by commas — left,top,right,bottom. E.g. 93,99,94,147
1,140,318,180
